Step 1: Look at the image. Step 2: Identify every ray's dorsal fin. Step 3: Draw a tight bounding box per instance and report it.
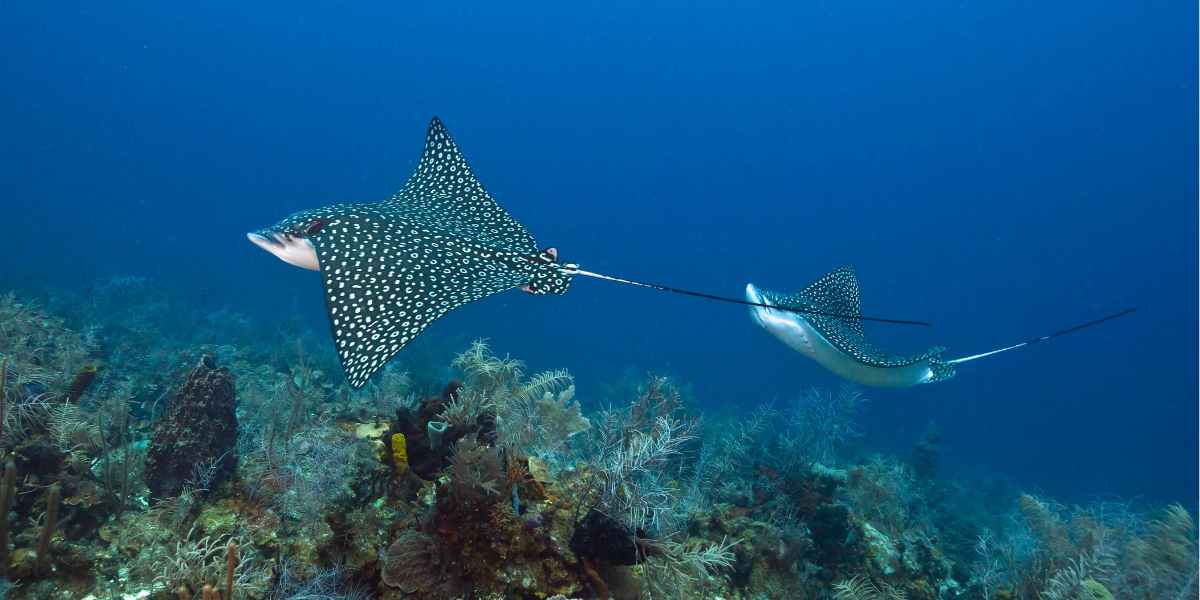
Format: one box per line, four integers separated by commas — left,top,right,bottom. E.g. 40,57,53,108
385,117,538,253
795,265,865,334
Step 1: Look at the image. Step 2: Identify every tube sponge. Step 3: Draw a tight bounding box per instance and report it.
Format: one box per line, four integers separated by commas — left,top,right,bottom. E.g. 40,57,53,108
427,420,448,450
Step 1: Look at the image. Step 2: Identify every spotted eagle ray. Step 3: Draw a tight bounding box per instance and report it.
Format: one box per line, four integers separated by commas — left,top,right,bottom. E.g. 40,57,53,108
746,266,1137,388
248,117,930,388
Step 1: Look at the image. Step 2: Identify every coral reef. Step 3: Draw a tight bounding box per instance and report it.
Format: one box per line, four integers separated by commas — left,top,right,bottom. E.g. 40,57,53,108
0,287,1192,600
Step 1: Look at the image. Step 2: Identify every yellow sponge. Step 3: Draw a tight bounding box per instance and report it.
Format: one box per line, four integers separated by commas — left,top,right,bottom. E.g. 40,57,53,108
391,433,409,475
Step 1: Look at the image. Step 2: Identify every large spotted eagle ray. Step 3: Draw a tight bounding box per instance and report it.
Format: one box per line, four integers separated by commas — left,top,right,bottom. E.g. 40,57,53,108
746,266,1137,388
248,117,929,388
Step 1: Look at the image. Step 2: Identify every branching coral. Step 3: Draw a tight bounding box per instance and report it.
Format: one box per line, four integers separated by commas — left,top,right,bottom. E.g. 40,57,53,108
0,294,96,450
777,384,866,470
700,403,776,506
500,379,589,459
0,387,51,447
451,339,525,392
437,387,495,428
1018,493,1074,560
448,340,588,467
265,560,368,600
240,426,362,525
0,293,92,395
697,385,866,522
350,364,412,418
144,525,269,597
1039,552,1114,600
1113,503,1199,599
45,402,101,457
640,535,741,597
590,410,696,533
841,456,919,540
968,495,1200,600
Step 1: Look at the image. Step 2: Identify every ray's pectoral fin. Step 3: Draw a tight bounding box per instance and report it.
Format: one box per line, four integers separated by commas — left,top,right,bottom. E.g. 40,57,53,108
313,219,525,388
310,216,575,387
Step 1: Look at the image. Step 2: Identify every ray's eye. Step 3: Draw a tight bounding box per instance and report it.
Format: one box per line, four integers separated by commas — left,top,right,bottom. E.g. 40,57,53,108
300,218,326,236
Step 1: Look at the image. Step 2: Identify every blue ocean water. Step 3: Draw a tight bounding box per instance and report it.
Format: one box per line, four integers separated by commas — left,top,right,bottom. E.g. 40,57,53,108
1,0,1194,510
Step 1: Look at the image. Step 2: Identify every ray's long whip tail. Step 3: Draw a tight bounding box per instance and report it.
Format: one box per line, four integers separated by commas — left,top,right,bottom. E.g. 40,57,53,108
559,264,933,327
944,306,1140,365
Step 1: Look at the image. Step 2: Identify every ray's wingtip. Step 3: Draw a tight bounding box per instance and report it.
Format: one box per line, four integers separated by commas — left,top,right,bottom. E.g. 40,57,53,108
744,282,761,304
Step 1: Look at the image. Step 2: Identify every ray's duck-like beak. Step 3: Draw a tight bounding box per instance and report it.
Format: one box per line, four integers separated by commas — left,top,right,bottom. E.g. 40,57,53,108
246,230,321,271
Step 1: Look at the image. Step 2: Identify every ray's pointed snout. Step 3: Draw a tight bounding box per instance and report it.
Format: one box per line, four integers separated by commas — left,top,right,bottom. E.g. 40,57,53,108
246,231,272,250
246,230,321,271
745,283,776,328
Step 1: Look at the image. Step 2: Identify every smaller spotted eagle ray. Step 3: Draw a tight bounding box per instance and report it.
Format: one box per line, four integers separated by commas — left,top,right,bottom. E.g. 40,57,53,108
248,117,929,388
746,266,1137,388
